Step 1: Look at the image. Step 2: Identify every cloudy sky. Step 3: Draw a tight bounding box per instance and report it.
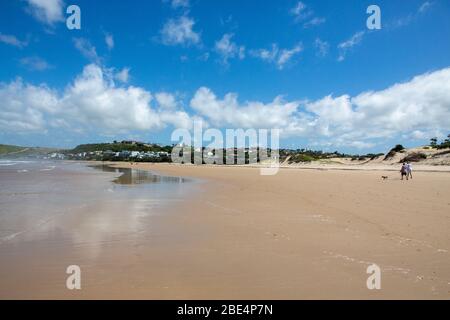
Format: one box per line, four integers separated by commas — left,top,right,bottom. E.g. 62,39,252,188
0,0,449,153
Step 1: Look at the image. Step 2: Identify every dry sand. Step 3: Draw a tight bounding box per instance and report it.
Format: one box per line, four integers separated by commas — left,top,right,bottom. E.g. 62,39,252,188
103,162,450,299
1,162,450,299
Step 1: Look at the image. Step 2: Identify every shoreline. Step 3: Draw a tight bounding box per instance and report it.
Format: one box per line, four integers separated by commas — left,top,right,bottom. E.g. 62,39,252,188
95,160,450,173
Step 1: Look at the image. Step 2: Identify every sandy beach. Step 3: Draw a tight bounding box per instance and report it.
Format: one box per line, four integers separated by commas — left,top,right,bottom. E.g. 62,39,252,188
1,161,449,299
97,162,450,299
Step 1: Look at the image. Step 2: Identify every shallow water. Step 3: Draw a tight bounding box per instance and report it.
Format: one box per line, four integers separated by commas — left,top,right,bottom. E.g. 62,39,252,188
89,164,188,185
0,160,201,298
0,160,195,245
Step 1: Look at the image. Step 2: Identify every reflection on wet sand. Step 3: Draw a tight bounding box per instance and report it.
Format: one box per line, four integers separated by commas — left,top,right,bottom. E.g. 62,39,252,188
91,164,187,185
0,161,198,298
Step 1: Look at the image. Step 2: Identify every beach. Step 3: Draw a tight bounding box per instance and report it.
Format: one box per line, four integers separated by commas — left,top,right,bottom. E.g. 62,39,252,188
106,162,450,299
0,161,195,299
1,161,450,299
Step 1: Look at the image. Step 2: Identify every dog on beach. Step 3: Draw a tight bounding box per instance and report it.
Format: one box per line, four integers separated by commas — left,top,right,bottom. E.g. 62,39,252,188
381,176,388,180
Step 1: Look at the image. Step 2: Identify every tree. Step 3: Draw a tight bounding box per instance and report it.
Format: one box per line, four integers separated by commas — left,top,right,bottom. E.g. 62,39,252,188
430,137,438,147
393,144,405,152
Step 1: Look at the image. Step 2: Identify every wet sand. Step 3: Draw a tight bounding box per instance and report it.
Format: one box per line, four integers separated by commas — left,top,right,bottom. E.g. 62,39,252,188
0,161,195,299
1,161,450,299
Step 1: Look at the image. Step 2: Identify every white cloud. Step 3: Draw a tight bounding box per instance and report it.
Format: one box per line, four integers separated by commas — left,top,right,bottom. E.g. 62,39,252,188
278,45,303,68
350,69,450,134
303,17,326,28
290,1,325,28
388,1,433,29
73,38,100,64
170,0,189,9
314,38,329,57
190,67,450,149
198,52,210,61
20,56,52,71
190,87,299,129
304,67,450,145
406,129,446,141
238,47,245,59
214,33,245,64
2,65,449,150
0,33,28,48
155,92,178,109
114,68,130,83
61,65,162,132
337,31,365,61
0,79,59,132
290,1,311,21
159,111,193,129
160,16,200,46
338,31,365,50
251,44,278,61
418,1,432,13
251,43,303,69
25,0,64,25
0,64,195,134
290,1,306,15
105,33,114,50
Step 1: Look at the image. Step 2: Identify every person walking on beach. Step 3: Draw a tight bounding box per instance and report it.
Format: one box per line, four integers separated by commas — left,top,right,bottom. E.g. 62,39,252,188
400,163,408,180
406,162,413,179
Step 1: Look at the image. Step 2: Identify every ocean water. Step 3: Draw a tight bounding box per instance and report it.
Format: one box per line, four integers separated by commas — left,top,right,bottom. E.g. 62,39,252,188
0,160,196,246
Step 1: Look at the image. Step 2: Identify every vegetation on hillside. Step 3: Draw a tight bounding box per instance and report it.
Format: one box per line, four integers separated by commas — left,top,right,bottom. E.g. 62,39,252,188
280,149,383,164
430,135,450,150
0,144,58,157
281,149,349,163
0,144,26,155
384,144,405,160
67,141,173,154
401,153,427,163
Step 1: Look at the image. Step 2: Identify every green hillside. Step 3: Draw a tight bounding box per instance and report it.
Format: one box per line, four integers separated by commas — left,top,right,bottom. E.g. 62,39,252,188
0,144,28,155
0,144,58,157
68,142,172,154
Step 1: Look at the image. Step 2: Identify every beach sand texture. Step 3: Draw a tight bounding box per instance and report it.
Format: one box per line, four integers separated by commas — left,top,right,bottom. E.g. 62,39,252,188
1,162,449,299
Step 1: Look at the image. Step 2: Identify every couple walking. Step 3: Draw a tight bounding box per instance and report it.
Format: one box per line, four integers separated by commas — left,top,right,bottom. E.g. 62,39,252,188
401,162,413,180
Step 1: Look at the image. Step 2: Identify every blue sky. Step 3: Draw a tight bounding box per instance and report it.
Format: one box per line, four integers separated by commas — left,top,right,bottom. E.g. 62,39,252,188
0,0,449,153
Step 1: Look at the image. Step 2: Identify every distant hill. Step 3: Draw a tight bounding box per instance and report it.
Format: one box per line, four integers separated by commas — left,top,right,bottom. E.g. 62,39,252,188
67,142,172,154
0,144,27,155
0,144,58,158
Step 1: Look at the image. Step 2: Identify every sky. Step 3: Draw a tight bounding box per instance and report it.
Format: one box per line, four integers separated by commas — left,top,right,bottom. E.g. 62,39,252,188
0,0,449,153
